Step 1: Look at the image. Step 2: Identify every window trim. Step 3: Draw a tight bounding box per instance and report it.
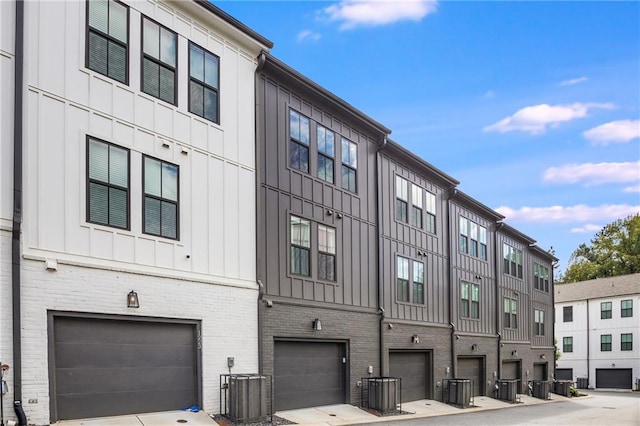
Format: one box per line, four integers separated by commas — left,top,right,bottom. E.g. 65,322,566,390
534,309,545,336
563,306,573,322
621,333,633,351
86,136,130,230
621,299,633,318
188,41,220,124
396,255,425,305
600,301,612,319
317,223,336,282
396,175,408,223
140,15,178,105
461,281,480,319
289,214,312,277
142,155,180,240
600,334,612,352
317,124,335,184
503,296,518,329
503,243,523,279
534,263,550,292
288,109,311,174
85,0,130,84
460,216,487,260
341,137,357,193
563,336,573,353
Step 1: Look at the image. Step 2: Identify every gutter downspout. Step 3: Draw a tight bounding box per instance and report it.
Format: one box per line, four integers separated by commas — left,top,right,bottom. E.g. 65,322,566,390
12,0,28,424
586,299,590,386
495,222,504,383
376,136,388,373
447,189,457,378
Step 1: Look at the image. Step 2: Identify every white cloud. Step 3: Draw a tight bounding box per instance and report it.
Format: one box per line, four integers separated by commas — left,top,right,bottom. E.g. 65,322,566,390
570,224,603,234
543,161,640,186
495,204,640,223
297,29,322,43
484,102,614,135
623,184,640,193
583,119,640,145
323,0,438,30
559,76,588,86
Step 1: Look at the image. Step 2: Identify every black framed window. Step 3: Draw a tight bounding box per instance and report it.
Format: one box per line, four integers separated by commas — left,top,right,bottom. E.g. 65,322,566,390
459,217,469,254
143,156,179,239
470,222,479,257
86,0,128,84
534,309,545,336
87,137,129,229
621,299,633,317
461,282,479,319
601,301,612,319
397,256,409,303
479,225,487,260
460,217,487,260
318,224,336,281
621,333,632,351
563,336,573,353
317,125,335,183
341,138,357,193
413,261,424,305
142,17,177,104
563,306,573,322
411,185,423,229
504,297,518,328
503,243,523,278
289,110,310,173
290,215,310,276
396,176,408,223
534,263,550,292
425,191,436,234
189,42,219,123
600,334,612,351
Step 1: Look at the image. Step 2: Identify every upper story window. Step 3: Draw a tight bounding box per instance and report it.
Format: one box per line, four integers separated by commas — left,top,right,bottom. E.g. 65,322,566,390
87,0,128,84
317,125,335,184
396,256,424,305
188,42,219,123
621,299,633,318
142,17,177,105
460,217,487,260
396,176,408,223
534,263,550,292
318,224,336,281
289,110,310,173
143,156,179,239
600,334,612,351
411,185,423,229
563,336,573,353
87,137,129,229
290,215,311,276
601,301,612,319
563,306,573,322
534,309,545,336
461,281,479,319
503,297,518,329
341,138,357,193
425,192,436,234
503,243,523,278
621,333,633,351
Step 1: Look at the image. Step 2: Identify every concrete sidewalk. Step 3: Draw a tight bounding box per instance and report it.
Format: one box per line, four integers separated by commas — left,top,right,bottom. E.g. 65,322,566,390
57,410,217,425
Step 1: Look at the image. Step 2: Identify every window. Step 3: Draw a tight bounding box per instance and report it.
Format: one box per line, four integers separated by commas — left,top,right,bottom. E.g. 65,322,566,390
563,306,573,322
601,301,612,319
341,138,357,193
290,215,310,276
563,337,573,353
411,185,423,228
621,299,633,318
87,137,129,229
459,217,468,254
479,226,487,261
396,176,408,223
87,0,128,83
461,282,479,319
142,17,177,104
425,192,436,234
143,156,179,239
504,297,518,328
413,261,424,305
600,334,612,352
317,125,335,183
460,217,487,260
534,309,545,336
534,263,550,292
289,110,310,173
621,333,633,351
397,256,409,303
318,224,336,281
189,42,219,123
503,243,523,278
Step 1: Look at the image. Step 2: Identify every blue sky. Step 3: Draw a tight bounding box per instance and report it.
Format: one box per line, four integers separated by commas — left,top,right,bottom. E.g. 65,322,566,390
218,0,640,274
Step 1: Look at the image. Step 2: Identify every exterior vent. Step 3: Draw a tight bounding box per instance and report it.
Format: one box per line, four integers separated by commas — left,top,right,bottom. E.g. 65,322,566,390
443,379,472,408
222,374,270,423
367,378,398,413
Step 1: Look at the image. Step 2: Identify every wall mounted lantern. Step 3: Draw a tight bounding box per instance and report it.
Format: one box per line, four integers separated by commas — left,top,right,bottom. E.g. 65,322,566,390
471,344,479,352
312,318,322,331
127,290,139,308
540,354,546,360
511,350,518,357
412,335,420,344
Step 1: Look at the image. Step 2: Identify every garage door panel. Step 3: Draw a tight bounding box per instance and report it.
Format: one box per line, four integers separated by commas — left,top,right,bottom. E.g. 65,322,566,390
457,357,484,396
555,368,572,381
596,369,632,389
55,318,193,345
55,342,194,368
389,352,430,402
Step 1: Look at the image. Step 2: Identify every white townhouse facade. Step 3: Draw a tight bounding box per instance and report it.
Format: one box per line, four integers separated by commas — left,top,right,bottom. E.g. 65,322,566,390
1,0,272,423
555,274,640,390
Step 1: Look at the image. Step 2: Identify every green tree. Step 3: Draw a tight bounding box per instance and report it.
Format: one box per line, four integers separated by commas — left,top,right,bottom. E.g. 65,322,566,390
560,214,640,283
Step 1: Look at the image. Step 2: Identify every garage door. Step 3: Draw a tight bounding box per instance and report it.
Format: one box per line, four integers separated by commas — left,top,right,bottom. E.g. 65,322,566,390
596,369,632,389
555,368,572,381
389,351,431,402
52,316,198,421
533,363,547,380
274,341,346,410
502,361,521,393
457,357,484,396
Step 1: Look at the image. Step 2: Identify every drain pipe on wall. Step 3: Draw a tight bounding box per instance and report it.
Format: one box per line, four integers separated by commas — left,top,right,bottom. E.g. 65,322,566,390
12,0,28,424
376,136,388,374
447,189,457,378
494,221,504,382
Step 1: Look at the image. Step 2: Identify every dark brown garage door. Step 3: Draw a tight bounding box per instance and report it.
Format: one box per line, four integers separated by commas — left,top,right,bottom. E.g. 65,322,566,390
52,315,198,421
596,369,632,389
274,341,346,410
502,361,522,393
389,351,431,402
457,357,484,396
555,368,572,381
533,363,548,380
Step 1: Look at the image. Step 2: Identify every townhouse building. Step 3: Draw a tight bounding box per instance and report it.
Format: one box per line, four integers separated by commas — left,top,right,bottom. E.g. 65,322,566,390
555,274,639,390
1,0,271,423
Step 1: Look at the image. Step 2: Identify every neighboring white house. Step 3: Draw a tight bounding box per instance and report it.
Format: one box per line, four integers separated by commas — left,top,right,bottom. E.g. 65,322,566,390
1,0,271,424
555,273,640,390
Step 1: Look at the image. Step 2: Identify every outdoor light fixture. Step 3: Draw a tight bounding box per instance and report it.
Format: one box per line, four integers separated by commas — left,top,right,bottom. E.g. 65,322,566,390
127,290,139,308
412,335,420,344
471,344,479,352
312,318,322,331
511,350,518,357
540,354,546,360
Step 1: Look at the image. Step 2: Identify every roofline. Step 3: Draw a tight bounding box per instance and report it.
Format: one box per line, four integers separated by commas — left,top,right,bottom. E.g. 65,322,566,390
194,0,274,49
259,52,391,136
499,222,536,245
385,139,459,187
555,290,638,303
530,244,558,262
451,189,505,221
